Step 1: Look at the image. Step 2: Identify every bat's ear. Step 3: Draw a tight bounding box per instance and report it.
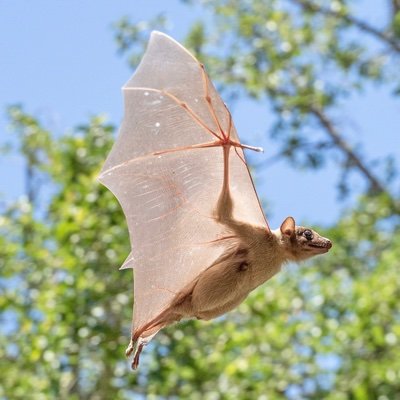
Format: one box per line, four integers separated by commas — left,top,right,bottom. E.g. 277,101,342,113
280,216,296,237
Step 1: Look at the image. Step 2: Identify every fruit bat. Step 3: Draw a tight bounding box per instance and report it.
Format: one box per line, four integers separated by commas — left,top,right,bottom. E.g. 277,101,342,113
98,31,332,369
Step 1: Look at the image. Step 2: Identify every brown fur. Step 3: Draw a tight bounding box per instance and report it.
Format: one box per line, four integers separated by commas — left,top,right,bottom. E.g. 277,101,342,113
127,146,332,368
128,218,331,367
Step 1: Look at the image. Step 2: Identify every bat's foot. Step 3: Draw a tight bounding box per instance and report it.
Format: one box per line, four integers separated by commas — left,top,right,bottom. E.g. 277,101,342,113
125,337,144,370
132,342,145,370
125,332,158,370
125,338,136,358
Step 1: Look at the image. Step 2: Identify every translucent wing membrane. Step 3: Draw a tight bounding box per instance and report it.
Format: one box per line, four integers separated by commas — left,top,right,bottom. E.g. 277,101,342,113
98,31,268,361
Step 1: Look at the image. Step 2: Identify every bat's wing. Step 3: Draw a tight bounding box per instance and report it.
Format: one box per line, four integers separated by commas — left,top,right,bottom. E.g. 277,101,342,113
98,31,269,350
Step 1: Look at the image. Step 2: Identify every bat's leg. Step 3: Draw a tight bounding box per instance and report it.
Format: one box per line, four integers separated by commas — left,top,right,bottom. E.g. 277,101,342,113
132,342,144,369
128,299,188,369
125,316,175,369
126,290,194,368
135,310,185,341
125,330,158,370
190,245,250,320
134,289,194,339
126,312,179,357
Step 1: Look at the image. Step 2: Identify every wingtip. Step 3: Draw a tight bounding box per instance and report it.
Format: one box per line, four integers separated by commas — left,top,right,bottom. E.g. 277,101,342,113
149,30,180,47
122,30,175,90
150,30,168,38
122,30,196,90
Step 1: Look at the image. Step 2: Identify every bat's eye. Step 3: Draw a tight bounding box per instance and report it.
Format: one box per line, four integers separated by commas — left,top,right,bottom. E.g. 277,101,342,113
303,230,313,241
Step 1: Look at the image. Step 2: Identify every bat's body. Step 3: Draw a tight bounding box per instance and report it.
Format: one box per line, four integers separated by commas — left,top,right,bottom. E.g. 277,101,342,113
125,143,331,368
99,31,332,369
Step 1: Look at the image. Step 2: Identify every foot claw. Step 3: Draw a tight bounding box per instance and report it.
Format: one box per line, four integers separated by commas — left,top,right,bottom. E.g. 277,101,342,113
125,338,135,357
131,343,144,370
125,335,153,370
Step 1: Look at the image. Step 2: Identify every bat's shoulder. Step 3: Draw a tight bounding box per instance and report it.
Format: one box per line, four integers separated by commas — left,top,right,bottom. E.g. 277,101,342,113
233,221,272,245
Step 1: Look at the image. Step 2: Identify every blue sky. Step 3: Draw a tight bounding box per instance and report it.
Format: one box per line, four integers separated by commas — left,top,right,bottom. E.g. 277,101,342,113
1,0,399,229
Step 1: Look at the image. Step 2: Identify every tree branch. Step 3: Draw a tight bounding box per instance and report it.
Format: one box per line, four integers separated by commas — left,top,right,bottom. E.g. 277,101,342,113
292,0,400,53
391,0,400,14
309,106,388,194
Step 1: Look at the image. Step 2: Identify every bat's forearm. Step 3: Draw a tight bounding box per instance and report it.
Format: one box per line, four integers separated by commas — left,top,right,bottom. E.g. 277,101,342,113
215,145,234,223
100,32,277,370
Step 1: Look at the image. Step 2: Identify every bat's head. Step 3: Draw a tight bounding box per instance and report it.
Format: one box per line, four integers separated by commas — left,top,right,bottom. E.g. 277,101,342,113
278,216,332,261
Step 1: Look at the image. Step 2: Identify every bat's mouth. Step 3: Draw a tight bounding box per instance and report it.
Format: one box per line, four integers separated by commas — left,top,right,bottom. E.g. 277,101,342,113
307,241,332,252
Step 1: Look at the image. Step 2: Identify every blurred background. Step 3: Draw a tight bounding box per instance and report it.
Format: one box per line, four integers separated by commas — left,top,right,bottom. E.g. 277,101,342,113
1,0,399,399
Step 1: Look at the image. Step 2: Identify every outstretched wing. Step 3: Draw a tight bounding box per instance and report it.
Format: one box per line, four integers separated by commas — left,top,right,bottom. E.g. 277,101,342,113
98,31,268,341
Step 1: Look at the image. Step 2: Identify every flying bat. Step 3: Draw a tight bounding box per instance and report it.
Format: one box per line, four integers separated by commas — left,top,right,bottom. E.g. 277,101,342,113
98,31,332,369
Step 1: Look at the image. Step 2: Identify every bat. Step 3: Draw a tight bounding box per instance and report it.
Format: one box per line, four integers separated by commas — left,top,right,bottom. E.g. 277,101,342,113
98,31,332,369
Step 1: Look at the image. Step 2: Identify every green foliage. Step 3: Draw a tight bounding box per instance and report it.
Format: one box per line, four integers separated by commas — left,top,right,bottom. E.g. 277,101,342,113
113,14,168,68
1,109,138,399
1,113,400,399
1,1,400,398
137,195,400,399
114,0,400,195
392,11,400,38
